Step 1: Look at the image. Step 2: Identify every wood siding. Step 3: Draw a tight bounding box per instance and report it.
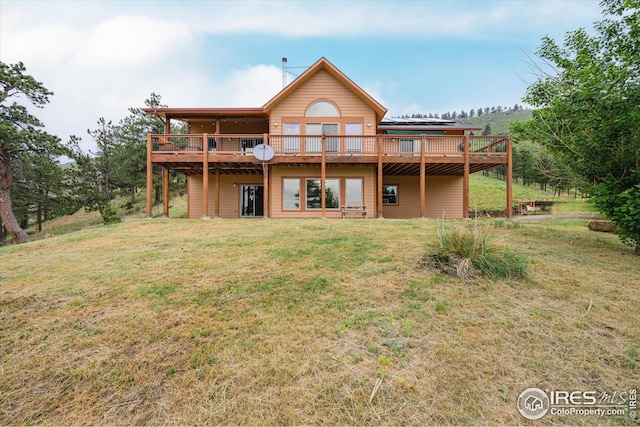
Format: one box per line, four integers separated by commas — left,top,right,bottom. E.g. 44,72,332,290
425,176,464,218
269,70,377,136
187,174,263,218
382,176,464,219
271,165,376,218
189,172,463,219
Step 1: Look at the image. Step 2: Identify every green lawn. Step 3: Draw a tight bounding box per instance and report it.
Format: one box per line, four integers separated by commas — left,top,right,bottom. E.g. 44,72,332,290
1,217,637,425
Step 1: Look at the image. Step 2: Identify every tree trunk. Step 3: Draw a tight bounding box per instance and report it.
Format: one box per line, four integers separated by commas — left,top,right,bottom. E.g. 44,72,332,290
0,152,29,243
0,161,30,244
36,202,43,233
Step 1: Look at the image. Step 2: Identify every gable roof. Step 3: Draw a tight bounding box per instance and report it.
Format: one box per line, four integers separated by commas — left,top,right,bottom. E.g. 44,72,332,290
262,57,388,123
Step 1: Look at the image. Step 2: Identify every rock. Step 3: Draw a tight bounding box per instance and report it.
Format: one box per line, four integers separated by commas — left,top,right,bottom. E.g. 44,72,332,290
587,220,615,233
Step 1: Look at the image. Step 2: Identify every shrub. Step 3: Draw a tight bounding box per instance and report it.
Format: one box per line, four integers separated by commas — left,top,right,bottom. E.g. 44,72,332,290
593,183,640,255
99,201,121,225
424,219,528,280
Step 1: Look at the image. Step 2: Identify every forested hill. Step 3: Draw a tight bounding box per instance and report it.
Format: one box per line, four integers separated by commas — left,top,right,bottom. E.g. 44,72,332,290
398,108,533,136
457,109,533,135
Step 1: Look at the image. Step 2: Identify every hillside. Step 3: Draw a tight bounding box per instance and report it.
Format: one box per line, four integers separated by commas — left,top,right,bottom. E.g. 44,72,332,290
1,218,638,425
458,109,533,135
469,173,592,211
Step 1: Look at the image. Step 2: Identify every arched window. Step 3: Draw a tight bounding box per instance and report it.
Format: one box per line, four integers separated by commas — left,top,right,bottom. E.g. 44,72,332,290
306,100,340,117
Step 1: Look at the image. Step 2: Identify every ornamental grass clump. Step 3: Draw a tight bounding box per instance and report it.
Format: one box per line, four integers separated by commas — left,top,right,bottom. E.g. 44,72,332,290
424,219,528,280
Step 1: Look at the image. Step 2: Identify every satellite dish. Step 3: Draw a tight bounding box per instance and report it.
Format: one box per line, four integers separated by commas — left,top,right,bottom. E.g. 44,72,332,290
253,144,274,161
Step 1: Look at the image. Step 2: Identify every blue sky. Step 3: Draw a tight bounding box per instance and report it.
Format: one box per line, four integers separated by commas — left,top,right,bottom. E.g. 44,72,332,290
0,0,602,151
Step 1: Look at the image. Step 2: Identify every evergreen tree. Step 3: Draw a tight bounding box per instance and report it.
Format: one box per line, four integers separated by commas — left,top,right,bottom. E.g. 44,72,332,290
11,151,75,232
0,61,64,244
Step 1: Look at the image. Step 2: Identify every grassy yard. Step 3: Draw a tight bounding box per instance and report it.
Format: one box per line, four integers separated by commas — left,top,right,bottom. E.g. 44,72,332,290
1,218,638,425
469,172,590,212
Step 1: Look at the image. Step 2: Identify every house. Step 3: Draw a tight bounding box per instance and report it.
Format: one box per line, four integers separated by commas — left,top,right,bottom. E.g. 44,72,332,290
144,57,512,219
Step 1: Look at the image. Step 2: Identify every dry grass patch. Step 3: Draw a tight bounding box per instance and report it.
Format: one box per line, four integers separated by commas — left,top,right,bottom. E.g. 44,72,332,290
1,218,638,425
423,219,528,281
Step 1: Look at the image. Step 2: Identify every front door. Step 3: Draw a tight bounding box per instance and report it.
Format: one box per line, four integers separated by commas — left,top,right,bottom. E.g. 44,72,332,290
240,185,264,217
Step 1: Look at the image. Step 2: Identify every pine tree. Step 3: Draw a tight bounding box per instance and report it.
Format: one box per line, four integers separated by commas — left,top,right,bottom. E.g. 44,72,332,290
0,61,64,244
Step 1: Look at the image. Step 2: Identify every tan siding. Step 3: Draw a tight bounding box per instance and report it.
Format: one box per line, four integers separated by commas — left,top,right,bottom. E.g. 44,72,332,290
425,176,464,218
382,176,421,219
217,175,263,218
189,174,255,218
190,172,462,219
187,175,217,218
382,176,464,219
270,70,377,136
187,175,204,219
271,165,375,218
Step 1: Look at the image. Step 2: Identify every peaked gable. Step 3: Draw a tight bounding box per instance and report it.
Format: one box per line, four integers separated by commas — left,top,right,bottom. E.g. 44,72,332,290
263,57,387,123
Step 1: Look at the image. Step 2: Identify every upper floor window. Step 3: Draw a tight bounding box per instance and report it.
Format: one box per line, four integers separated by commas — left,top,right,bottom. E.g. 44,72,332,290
306,100,340,117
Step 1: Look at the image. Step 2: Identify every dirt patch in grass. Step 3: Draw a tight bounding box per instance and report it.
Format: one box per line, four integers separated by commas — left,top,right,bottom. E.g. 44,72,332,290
1,219,638,425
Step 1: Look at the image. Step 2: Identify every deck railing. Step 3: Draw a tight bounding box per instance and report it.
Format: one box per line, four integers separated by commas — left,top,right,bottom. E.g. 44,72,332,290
151,134,509,157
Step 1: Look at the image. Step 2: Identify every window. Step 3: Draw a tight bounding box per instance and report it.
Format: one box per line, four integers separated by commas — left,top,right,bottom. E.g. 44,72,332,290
345,178,363,206
306,178,340,209
283,122,300,152
305,123,322,153
283,179,300,210
382,185,399,205
306,123,338,153
345,123,362,152
306,100,339,117
400,139,420,153
325,179,340,208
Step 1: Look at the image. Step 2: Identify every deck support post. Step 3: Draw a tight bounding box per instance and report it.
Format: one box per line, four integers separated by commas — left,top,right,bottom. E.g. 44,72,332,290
202,133,210,219
214,168,220,218
146,133,153,218
263,133,270,218
162,166,170,217
321,135,326,218
420,135,426,218
377,135,383,218
506,137,513,218
463,134,470,218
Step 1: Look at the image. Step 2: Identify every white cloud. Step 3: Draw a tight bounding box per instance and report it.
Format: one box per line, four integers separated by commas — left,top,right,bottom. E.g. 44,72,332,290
221,65,283,107
1,3,201,151
0,0,602,152
74,15,192,68
178,0,600,40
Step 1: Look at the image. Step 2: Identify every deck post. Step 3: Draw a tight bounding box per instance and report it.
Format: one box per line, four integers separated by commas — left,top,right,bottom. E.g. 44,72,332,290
321,134,326,218
214,168,220,218
463,134,470,218
420,134,426,218
146,133,153,218
202,133,210,219
162,166,170,217
377,135,383,218
263,133,269,218
506,137,513,218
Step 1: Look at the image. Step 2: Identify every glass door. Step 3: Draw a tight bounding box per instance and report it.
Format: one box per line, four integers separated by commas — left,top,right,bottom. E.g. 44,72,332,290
240,185,264,217
306,123,339,154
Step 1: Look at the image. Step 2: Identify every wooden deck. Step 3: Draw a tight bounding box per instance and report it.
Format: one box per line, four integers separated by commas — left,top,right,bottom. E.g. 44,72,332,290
146,133,513,219
148,133,510,176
